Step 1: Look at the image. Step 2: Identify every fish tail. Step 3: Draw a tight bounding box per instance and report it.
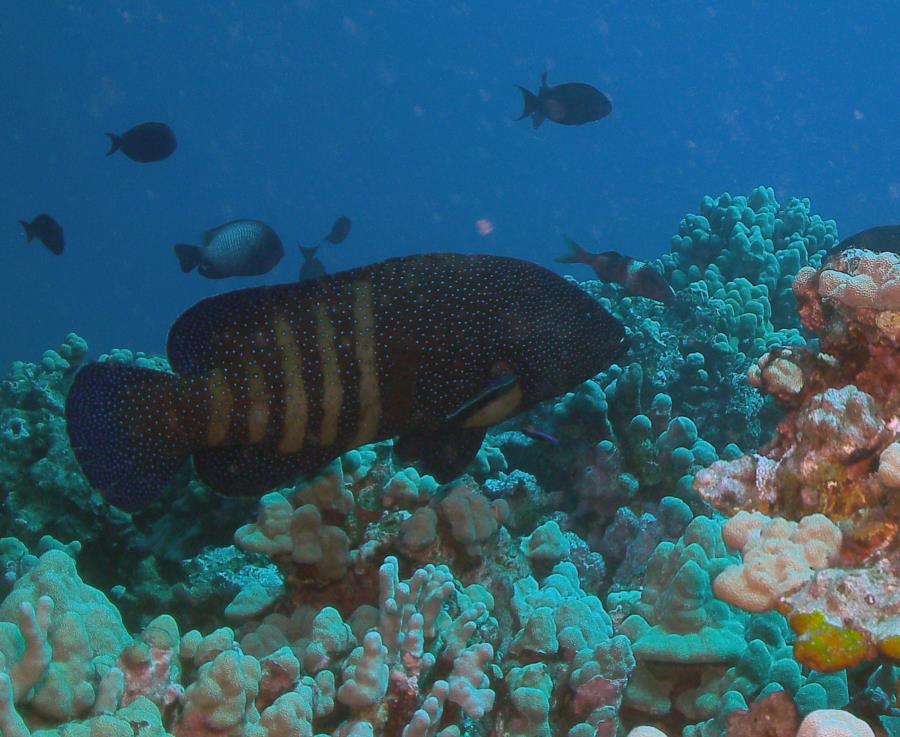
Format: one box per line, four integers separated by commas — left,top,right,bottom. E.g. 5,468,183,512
515,85,540,120
299,244,319,260
65,362,193,511
555,236,593,265
174,243,203,273
19,220,33,242
105,133,123,156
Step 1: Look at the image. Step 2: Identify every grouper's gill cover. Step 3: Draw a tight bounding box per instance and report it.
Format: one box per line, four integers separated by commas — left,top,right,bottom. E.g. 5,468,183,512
65,253,626,511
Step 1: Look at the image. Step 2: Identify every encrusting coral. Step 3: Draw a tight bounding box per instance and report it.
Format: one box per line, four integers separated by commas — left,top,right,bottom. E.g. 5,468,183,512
697,247,900,674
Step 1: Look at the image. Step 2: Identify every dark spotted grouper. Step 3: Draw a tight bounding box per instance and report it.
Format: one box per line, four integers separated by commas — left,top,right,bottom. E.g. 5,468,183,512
65,254,626,511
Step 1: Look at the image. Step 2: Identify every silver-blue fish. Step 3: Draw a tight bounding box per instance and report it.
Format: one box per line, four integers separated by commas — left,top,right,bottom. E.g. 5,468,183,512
175,219,284,279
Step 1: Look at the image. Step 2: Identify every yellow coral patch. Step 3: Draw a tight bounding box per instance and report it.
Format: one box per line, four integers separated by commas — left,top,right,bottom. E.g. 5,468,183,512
875,310,900,339
878,635,900,661
789,611,874,672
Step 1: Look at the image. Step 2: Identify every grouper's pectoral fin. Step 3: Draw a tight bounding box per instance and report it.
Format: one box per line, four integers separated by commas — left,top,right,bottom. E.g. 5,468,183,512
394,427,487,484
445,373,522,429
192,445,331,496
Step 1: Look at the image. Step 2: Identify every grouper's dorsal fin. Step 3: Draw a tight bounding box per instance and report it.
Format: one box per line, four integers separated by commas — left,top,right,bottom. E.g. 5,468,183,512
446,373,522,428
395,427,486,483
167,282,295,374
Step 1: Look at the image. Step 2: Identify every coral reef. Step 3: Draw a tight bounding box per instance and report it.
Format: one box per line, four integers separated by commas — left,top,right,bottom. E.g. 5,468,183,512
3,187,894,736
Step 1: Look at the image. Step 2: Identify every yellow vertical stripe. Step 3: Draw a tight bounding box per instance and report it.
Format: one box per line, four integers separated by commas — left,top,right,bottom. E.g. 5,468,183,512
245,361,270,443
316,303,342,446
275,314,308,453
206,368,233,446
352,281,380,446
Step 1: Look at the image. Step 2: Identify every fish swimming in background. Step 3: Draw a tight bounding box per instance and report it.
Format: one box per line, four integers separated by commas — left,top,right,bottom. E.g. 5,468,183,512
65,253,627,511
106,122,177,163
556,236,675,305
175,219,284,279
828,224,900,255
299,245,327,281
19,214,64,255
516,69,612,128
324,216,352,245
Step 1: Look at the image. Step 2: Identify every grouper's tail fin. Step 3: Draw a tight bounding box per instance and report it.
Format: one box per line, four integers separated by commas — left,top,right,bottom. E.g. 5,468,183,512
65,362,192,511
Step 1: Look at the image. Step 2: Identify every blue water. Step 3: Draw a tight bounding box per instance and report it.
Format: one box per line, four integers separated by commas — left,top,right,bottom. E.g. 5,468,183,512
2,2,898,368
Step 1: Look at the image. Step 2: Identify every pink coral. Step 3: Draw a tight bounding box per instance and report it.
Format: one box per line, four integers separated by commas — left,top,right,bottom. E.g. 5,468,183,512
699,247,900,671
714,512,842,612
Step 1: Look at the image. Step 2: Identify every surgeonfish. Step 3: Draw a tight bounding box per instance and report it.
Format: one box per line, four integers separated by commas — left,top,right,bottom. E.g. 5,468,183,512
106,122,177,162
516,69,612,128
556,236,675,305
19,214,65,255
828,225,900,255
65,253,627,511
175,219,284,279
299,245,327,281
324,216,352,245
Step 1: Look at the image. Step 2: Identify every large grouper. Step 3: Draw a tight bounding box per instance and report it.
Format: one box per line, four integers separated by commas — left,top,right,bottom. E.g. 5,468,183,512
65,253,627,511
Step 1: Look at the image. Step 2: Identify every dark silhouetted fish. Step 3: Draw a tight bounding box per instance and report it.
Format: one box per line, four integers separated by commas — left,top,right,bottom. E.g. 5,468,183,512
828,225,900,255
324,216,352,245
299,245,327,282
65,253,626,511
556,236,675,305
20,214,64,255
516,69,612,128
175,220,284,279
106,122,177,163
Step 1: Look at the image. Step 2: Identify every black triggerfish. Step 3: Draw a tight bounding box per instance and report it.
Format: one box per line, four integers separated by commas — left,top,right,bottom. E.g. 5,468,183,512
324,216,352,245
106,122,177,163
516,69,612,128
556,237,675,305
65,254,626,511
299,245,327,281
828,224,900,255
20,214,65,255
